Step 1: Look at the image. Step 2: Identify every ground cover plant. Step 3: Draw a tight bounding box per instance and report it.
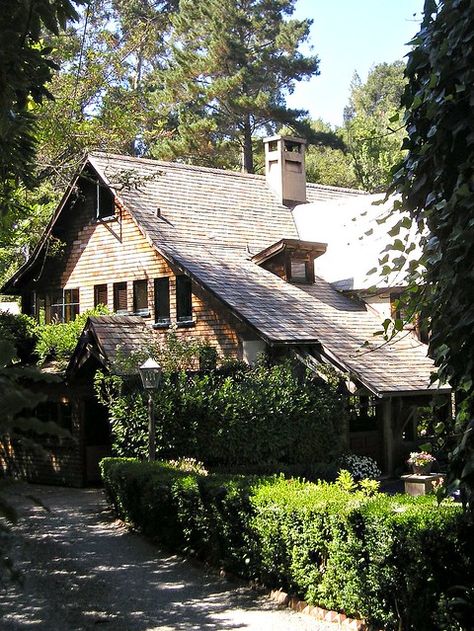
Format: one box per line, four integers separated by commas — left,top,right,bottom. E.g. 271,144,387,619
101,457,474,631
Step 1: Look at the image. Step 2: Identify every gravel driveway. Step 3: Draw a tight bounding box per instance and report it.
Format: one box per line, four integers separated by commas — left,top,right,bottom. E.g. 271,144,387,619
0,484,331,630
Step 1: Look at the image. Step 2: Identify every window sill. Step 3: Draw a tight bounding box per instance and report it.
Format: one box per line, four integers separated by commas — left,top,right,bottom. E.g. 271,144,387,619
177,319,196,328
133,310,150,318
95,215,117,223
153,320,171,329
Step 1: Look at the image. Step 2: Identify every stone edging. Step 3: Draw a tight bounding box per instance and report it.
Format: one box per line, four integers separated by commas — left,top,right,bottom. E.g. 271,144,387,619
269,589,368,630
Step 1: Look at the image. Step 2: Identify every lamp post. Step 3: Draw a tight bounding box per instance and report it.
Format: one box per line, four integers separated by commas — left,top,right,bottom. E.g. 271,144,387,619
138,358,162,462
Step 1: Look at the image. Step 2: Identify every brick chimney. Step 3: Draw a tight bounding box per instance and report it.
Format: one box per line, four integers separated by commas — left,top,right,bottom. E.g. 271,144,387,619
263,135,306,206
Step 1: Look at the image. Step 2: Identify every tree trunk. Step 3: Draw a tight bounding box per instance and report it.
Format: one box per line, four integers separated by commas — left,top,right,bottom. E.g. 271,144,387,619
241,116,254,174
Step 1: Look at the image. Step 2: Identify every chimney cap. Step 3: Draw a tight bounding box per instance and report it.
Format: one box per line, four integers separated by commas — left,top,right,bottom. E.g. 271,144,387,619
263,134,307,146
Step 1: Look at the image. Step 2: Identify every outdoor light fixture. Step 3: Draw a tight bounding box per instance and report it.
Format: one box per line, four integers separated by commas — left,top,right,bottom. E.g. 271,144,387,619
138,358,163,462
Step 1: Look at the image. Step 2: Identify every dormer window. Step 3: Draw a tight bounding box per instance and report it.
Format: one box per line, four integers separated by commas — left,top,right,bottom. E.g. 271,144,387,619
252,239,325,285
290,258,310,283
96,180,115,220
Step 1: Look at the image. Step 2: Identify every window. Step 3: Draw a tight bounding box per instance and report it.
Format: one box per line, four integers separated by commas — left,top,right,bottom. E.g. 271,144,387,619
35,401,72,432
154,277,170,325
64,289,80,322
96,180,115,220
94,284,108,308
290,257,311,283
133,280,149,316
46,289,79,323
113,282,128,314
176,275,192,323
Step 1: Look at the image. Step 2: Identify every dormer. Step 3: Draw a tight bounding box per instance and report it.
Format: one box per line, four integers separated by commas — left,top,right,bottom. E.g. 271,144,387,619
264,135,307,206
252,239,327,284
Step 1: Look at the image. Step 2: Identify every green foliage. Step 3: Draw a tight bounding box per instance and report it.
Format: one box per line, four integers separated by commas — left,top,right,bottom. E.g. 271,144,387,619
35,305,109,365
0,312,38,362
344,62,406,192
101,458,473,630
96,359,346,467
385,0,474,511
295,119,358,189
153,0,319,172
0,0,84,213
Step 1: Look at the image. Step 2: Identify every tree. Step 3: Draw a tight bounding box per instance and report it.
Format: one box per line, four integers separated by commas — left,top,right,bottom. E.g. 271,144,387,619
387,0,474,510
304,119,358,188
344,62,406,192
153,0,319,173
0,0,85,214
0,0,178,289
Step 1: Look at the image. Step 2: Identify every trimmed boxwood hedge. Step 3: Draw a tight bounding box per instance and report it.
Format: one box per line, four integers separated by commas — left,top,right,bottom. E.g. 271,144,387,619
101,458,474,630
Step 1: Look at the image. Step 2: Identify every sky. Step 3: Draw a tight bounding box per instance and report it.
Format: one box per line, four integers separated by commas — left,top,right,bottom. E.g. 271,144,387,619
287,0,425,128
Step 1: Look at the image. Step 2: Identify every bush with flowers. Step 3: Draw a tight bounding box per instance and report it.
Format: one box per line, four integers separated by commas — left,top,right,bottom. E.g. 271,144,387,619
337,453,381,480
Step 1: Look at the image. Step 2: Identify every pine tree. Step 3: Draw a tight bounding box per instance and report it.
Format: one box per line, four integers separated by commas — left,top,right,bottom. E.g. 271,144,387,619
153,0,319,173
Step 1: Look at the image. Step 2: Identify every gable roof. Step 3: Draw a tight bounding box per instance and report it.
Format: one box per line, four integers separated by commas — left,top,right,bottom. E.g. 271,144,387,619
9,151,443,397
67,315,154,376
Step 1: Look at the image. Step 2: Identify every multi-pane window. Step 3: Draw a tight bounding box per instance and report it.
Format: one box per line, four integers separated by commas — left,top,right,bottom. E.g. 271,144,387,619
94,284,108,308
133,279,149,316
154,277,170,325
47,289,79,323
96,181,115,219
113,282,127,314
176,275,192,322
35,401,73,432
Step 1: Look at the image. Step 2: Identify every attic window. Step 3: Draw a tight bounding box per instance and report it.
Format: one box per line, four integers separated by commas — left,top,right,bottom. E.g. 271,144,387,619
96,180,115,220
290,258,311,283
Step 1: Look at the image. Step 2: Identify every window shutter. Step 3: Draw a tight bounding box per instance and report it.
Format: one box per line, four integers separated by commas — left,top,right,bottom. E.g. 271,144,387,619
94,284,108,307
113,282,127,313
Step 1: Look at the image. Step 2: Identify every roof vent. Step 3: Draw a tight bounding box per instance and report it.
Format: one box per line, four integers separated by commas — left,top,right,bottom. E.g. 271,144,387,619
263,135,306,206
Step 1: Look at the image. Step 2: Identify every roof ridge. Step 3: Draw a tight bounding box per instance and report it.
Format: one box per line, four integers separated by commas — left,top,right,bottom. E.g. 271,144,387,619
88,151,266,182
306,181,369,195
89,151,369,194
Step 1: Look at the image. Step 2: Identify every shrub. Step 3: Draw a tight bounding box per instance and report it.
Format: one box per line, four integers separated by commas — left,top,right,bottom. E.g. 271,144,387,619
337,454,382,480
96,359,347,468
35,305,109,364
101,457,473,630
0,312,38,362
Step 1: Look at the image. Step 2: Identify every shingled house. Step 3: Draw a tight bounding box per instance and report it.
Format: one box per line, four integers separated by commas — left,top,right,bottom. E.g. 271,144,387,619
2,136,448,485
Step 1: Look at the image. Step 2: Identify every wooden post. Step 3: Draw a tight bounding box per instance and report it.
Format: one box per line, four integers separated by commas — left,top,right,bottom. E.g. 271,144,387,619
382,397,394,475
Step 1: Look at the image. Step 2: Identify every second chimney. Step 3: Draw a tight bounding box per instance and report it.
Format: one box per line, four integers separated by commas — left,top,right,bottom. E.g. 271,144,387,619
264,135,306,206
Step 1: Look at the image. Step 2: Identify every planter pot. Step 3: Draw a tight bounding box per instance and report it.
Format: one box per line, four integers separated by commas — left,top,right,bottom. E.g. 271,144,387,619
412,463,433,475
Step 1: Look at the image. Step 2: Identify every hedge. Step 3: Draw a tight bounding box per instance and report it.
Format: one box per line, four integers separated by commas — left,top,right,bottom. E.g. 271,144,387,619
95,359,347,468
101,458,474,630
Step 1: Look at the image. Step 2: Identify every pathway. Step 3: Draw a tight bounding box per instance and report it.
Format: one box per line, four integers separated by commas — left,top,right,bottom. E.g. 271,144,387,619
0,484,331,630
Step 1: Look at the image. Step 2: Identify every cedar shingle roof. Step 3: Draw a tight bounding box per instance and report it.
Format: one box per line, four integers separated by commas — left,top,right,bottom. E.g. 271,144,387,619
85,152,445,396
87,315,154,364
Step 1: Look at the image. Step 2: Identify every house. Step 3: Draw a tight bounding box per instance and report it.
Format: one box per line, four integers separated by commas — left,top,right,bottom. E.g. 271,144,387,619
1,135,449,485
